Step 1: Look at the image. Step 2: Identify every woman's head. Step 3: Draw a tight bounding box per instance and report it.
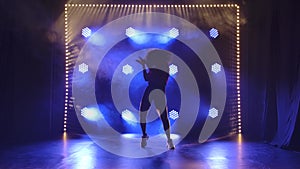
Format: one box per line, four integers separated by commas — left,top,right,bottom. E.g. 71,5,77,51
146,49,172,71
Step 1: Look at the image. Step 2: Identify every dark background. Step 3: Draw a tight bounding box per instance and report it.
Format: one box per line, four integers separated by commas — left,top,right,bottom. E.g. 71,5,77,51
0,0,299,151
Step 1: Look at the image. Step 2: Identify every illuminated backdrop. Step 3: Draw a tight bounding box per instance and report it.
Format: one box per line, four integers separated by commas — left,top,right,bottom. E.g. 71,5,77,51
63,4,241,142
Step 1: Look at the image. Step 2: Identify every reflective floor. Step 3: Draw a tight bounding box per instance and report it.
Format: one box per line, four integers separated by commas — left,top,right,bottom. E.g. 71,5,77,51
0,134,300,169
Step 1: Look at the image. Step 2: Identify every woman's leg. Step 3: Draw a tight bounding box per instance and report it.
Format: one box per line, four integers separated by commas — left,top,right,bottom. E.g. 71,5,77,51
140,112,148,136
153,89,175,149
160,109,171,140
152,89,171,140
140,87,151,136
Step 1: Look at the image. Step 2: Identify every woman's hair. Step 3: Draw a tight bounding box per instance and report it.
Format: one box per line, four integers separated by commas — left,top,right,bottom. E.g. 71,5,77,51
146,49,172,71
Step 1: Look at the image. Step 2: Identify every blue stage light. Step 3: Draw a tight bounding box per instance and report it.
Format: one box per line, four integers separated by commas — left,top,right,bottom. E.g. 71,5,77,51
209,108,218,118
79,63,89,73
81,107,102,121
169,64,178,76
130,34,150,44
169,110,179,120
168,28,179,38
211,63,221,74
209,28,219,38
122,64,134,75
157,28,179,44
125,27,137,37
157,35,171,44
82,27,92,38
125,27,150,44
121,109,137,123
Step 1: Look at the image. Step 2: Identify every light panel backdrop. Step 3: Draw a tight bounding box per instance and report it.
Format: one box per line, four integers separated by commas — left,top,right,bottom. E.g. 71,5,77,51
63,4,241,142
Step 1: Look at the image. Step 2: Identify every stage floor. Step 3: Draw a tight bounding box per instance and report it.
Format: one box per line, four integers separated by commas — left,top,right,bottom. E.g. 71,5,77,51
0,134,300,169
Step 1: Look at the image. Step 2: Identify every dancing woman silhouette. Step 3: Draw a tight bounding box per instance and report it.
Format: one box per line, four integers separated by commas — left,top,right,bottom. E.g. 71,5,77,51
136,49,175,150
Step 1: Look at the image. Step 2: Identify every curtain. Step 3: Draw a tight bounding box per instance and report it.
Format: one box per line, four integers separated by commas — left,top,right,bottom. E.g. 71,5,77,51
245,0,300,149
270,0,300,147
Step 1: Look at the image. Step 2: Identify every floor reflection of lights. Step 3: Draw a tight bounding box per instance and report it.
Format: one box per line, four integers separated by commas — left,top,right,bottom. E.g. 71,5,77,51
89,133,181,158
121,133,180,140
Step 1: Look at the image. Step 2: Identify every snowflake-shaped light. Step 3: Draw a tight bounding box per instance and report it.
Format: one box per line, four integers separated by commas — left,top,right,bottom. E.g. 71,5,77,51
121,109,136,122
209,28,219,38
80,107,101,121
125,27,136,37
169,64,178,76
122,64,134,75
168,28,179,38
211,63,221,74
79,63,88,73
209,108,219,118
169,110,179,120
82,27,92,38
